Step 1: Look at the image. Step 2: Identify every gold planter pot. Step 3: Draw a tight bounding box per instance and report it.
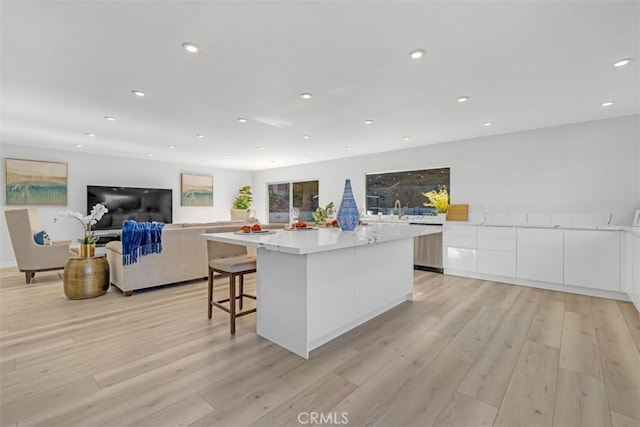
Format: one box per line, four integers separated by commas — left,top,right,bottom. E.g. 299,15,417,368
79,243,96,257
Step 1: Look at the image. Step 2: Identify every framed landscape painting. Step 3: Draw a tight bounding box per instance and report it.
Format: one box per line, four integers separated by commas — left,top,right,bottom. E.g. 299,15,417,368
181,173,213,206
5,158,68,205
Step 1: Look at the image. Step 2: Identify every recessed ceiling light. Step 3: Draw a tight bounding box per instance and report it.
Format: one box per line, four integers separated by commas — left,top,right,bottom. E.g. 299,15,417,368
182,42,199,54
409,49,425,59
146,153,152,157
601,101,615,107
270,160,276,163
258,146,265,150
237,118,247,123
347,146,353,151
613,58,632,68
303,154,309,159
167,145,175,149
225,154,232,158
300,92,313,100
403,136,411,141
132,90,145,97
457,96,470,103
86,133,95,137
302,135,311,139
74,144,83,148
483,122,493,127
104,116,116,121
364,120,373,125
196,134,205,138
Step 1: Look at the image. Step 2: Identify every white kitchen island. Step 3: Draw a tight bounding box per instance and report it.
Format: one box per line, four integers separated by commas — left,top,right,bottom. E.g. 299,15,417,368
201,223,440,358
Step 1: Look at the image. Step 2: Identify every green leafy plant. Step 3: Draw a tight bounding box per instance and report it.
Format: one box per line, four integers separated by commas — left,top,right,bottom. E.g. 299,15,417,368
312,202,335,224
232,185,252,210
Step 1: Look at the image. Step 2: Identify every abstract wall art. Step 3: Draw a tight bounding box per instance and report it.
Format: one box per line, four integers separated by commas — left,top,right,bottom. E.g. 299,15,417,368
5,158,68,205
181,173,213,207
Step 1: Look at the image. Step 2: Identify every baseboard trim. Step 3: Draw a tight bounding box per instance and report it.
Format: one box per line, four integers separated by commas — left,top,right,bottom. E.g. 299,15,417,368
0,261,18,269
444,269,630,302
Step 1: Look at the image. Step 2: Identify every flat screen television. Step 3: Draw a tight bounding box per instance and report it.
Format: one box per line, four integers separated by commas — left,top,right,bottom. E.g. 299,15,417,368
87,185,173,230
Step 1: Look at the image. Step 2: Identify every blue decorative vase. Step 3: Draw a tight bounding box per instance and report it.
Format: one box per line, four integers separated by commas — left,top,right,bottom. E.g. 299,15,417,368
336,179,360,231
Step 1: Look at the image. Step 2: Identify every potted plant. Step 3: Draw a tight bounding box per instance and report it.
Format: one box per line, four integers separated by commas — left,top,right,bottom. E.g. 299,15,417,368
55,202,109,257
312,201,336,226
422,185,449,219
231,185,252,220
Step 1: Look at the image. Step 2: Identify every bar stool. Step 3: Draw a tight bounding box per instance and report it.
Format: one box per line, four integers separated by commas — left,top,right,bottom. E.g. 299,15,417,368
206,239,257,334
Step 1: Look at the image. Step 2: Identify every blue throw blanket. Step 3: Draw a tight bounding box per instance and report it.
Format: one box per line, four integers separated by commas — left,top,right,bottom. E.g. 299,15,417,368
121,220,165,265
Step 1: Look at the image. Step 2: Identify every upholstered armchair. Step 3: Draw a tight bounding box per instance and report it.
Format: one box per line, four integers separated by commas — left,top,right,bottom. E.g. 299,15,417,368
4,209,75,283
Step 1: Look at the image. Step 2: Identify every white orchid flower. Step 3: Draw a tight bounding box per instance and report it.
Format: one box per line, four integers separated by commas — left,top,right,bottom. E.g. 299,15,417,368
55,203,109,244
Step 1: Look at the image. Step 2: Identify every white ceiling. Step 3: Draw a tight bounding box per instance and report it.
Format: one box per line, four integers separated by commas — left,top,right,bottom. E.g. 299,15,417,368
1,1,638,171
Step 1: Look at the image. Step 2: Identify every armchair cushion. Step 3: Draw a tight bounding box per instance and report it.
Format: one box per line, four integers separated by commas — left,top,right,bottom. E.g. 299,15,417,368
33,230,52,245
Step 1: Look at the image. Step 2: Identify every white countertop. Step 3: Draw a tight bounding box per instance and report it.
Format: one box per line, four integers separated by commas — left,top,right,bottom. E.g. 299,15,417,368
361,214,634,232
442,223,626,231
201,223,440,255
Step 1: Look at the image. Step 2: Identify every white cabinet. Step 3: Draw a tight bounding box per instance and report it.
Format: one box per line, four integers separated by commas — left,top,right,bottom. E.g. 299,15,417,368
443,224,632,301
443,225,476,272
620,232,633,294
517,227,564,283
628,232,640,311
477,226,516,277
564,230,620,291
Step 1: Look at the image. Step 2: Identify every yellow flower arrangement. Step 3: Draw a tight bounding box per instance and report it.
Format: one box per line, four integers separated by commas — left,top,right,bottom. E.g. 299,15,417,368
422,185,449,213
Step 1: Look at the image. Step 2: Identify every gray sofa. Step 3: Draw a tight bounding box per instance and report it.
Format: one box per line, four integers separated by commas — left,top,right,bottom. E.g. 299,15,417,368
105,221,283,296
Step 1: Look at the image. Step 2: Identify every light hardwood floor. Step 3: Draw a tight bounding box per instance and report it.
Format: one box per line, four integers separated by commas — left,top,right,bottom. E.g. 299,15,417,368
1,267,639,427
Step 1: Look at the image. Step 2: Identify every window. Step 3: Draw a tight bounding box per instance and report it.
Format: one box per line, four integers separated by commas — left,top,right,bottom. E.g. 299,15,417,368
365,167,450,215
268,180,319,223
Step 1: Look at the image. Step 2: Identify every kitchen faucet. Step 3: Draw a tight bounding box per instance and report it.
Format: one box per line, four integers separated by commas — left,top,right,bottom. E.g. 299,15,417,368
394,200,403,219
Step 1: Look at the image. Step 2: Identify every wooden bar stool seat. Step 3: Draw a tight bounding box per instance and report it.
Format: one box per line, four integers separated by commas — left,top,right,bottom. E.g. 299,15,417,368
207,255,257,334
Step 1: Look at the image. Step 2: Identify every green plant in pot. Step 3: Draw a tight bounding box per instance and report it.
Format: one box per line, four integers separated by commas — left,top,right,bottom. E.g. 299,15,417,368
231,185,253,220
312,201,335,225
233,185,252,210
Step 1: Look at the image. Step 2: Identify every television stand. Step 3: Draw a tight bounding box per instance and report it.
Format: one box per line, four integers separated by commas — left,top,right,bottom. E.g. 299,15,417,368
94,229,121,246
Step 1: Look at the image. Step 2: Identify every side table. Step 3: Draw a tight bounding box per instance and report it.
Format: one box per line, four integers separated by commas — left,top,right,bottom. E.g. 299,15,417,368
63,255,110,299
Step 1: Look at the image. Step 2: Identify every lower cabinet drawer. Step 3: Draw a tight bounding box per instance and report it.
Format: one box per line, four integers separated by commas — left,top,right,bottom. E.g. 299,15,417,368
444,247,476,272
443,235,476,249
477,237,516,251
477,249,516,277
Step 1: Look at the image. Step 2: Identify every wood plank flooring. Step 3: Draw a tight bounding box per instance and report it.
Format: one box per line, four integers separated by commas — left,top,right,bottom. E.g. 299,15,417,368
1,267,639,426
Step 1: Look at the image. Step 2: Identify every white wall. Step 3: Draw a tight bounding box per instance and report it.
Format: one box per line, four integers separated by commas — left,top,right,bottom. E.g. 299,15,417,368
638,126,640,207
1,144,251,267
252,115,640,223
2,115,638,267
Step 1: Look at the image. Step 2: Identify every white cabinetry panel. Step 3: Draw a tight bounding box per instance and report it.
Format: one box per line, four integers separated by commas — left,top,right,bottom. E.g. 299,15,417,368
443,225,476,272
443,235,476,248
443,225,477,236
517,227,564,283
477,226,516,239
477,226,517,277
477,250,516,277
444,247,477,271
621,232,633,294
477,237,517,251
564,230,620,291
354,239,412,318
630,233,640,311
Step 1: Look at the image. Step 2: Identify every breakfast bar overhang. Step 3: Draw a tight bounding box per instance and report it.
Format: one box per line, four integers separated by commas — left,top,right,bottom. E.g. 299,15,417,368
201,223,440,358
